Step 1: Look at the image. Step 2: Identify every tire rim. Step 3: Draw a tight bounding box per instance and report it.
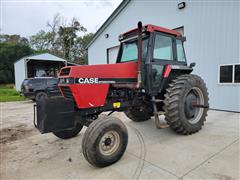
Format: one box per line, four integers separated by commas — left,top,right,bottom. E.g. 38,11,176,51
184,87,204,124
99,130,120,156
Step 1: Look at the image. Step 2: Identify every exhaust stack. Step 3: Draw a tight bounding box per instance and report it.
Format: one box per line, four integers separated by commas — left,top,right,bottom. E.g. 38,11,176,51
136,21,142,88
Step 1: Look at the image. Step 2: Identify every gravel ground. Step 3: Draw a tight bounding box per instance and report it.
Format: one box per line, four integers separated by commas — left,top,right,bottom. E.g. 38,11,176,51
0,101,239,179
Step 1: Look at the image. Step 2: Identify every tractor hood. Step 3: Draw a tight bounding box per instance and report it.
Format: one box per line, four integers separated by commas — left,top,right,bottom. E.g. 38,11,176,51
58,62,137,109
59,61,137,81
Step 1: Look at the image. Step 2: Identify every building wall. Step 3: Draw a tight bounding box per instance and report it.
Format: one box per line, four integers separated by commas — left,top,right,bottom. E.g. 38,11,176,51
14,59,26,91
88,1,240,111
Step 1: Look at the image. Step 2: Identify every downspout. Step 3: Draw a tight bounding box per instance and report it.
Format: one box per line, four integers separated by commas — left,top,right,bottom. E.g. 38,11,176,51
136,21,142,88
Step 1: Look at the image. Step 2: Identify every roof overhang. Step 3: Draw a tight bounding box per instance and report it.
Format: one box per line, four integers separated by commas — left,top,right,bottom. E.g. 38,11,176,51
14,53,67,64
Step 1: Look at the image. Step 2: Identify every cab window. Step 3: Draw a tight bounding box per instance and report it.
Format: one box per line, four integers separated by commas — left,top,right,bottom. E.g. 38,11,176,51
176,40,186,62
120,37,149,62
153,34,173,60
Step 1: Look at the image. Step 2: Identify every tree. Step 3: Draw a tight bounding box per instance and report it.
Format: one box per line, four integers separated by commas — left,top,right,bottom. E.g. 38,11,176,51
46,13,62,55
72,33,94,64
30,14,92,64
58,18,87,60
0,34,29,45
0,42,34,83
30,30,52,51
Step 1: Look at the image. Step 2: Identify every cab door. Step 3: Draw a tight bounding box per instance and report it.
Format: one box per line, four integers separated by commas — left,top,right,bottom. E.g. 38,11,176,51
147,33,175,95
146,32,188,95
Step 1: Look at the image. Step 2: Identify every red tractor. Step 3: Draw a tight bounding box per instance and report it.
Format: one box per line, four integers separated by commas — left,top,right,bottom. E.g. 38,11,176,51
34,22,209,167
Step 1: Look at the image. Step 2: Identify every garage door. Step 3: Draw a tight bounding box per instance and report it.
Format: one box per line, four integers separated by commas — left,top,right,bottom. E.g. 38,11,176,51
107,46,120,64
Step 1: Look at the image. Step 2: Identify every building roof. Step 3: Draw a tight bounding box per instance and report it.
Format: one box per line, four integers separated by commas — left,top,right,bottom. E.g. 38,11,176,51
86,0,131,49
14,53,67,64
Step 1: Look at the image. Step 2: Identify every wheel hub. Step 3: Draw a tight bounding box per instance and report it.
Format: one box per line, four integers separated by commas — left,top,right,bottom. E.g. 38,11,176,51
104,138,112,146
184,87,205,124
185,93,197,118
99,130,120,156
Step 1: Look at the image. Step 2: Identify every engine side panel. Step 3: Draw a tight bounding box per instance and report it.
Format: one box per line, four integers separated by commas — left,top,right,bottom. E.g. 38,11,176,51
59,62,138,109
70,84,110,108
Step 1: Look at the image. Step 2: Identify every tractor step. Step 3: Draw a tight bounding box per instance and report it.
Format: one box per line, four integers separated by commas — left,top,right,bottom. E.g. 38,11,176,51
152,96,169,129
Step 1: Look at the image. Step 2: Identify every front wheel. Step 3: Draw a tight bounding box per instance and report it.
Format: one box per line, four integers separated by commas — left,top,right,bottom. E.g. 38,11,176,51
53,123,83,139
163,74,209,135
82,116,128,167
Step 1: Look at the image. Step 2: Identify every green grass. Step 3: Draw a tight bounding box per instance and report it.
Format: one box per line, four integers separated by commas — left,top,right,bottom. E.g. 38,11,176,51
0,84,25,102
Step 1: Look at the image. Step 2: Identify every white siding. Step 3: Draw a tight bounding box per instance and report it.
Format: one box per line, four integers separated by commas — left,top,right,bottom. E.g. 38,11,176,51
14,59,26,91
88,1,240,112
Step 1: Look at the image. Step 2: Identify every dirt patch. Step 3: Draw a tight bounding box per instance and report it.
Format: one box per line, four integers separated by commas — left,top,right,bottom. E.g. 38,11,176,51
0,124,37,144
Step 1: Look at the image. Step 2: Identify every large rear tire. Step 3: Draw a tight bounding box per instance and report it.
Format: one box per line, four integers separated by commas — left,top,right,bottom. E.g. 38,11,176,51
163,74,209,135
82,116,128,167
53,123,83,139
125,107,151,122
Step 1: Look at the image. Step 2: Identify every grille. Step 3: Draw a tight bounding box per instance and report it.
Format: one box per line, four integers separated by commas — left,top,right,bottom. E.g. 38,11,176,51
60,86,74,100
60,68,71,76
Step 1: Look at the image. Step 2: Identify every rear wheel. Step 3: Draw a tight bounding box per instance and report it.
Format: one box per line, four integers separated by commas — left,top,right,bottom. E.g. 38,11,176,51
125,107,151,122
163,74,209,135
82,116,128,167
35,92,48,101
53,123,83,139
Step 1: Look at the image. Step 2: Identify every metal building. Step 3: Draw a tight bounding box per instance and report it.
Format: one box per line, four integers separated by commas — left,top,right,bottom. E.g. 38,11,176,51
86,0,240,112
14,53,76,91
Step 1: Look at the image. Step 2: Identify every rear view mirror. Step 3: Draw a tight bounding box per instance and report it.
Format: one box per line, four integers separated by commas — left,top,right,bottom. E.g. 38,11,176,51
189,62,196,68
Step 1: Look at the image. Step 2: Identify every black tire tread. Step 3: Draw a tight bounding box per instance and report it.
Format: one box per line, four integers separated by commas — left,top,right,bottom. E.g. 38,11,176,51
125,108,151,122
82,116,128,167
163,74,209,135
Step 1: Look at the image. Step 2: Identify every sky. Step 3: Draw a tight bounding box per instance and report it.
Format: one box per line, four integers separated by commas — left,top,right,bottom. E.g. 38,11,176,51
0,0,122,38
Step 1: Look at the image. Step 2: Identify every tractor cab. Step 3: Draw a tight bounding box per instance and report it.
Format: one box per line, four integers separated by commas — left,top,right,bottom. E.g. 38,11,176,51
116,23,191,94
117,24,186,64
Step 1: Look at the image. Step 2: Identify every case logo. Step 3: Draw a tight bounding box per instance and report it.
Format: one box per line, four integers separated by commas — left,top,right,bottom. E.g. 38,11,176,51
77,78,99,84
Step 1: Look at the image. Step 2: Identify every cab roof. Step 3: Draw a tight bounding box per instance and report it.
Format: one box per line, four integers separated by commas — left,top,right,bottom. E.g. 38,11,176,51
123,24,181,37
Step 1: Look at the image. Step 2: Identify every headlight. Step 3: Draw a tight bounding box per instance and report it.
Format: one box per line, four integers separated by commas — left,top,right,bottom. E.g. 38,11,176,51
59,78,73,84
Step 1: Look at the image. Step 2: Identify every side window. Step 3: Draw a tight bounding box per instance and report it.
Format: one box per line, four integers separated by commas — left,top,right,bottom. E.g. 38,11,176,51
121,43,138,62
153,34,173,60
47,79,58,86
176,40,186,62
219,64,240,84
234,65,240,83
152,65,164,87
